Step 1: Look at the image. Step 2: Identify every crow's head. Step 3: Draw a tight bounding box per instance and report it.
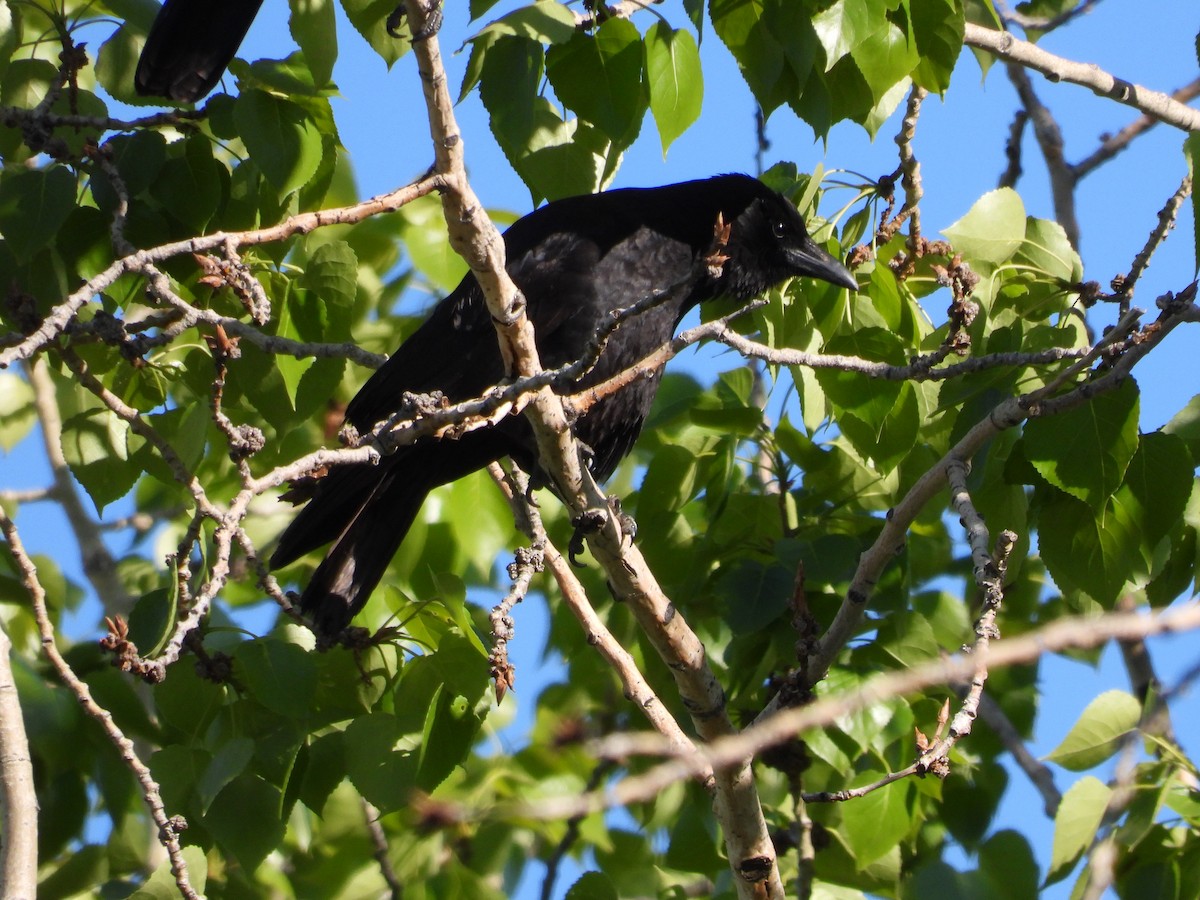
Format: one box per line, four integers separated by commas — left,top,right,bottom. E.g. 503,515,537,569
723,184,858,300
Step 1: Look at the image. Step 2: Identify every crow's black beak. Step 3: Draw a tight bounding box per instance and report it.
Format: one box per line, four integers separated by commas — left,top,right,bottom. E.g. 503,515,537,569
789,237,858,292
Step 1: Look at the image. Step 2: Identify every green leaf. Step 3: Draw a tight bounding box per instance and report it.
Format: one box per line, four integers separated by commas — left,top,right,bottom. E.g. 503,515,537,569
197,736,256,814
643,22,703,155
235,638,319,720
397,194,469,292
0,372,34,451
815,327,906,431
1016,215,1083,283
470,0,504,18
344,712,416,810
715,559,792,634
711,0,800,116
297,731,346,814
290,0,338,88
942,187,1027,267
205,774,285,873
840,774,912,865
0,166,76,263
1037,491,1138,605
911,0,965,93
128,846,207,899
149,744,209,818
976,831,1040,898
340,0,411,66
154,664,226,741
1164,392,1200,462
1047,776,1112,884
481,36,603,203
565,871,619,900
125,589,176,659
1045,689,1141,771
812,0,888,70
471,0,578,44
234,89,325,196
1117,431,1194,553
94,23,144,105
838,379,920,473
275,285,311,406
304,239,358,339
35,843,108,900
150,135,223,232
546,18,647,148
60,409,138,514
850,17,918,104
0,1,16,88
1022,377,1139,508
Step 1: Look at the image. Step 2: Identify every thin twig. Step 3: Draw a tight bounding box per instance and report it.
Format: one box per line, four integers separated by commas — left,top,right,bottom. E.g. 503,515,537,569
1073,76,1200,179
0,503,201,899
977,693,1062,816
362,799,403,899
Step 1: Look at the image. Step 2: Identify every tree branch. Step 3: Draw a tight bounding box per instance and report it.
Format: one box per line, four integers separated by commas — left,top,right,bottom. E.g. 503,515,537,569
0,502,201,899
26,357,134,615
0,625,36,899
963,23,1200,132
513,602,1200,820
403,0,783,892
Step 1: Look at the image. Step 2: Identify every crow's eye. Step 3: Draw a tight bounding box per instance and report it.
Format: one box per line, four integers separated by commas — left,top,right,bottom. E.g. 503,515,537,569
772,220,789,239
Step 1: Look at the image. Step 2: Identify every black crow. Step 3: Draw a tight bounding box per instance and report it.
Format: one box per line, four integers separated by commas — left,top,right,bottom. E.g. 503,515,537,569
270,174,857,637
135,0,265,102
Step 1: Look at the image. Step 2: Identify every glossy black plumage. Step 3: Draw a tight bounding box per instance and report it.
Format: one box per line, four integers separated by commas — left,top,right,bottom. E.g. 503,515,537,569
135,0,265,101
270,175,857,637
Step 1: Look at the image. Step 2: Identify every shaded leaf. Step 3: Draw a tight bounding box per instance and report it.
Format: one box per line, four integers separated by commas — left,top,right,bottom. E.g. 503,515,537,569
205,774,285,873
235,638,319,721
0,166,76,262
234,89,325,196
546,18,647,148
1022,378,1139,509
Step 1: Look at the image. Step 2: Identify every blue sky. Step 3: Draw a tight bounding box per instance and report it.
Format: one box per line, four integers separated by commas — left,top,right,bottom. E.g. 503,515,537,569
6,1,1200,896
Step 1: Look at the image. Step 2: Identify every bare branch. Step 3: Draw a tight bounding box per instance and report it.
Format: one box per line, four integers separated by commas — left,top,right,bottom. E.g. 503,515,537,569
1074,76,1200,179
487,464,705,773
1110,173,1193,312
0,502,201,899
0,175,442,368
26,358,134,614
514,603,1200,821
876,85,928,264
963,23,1200,132
403,0,783,890
977,693,1062,816
362,799,403,900
998,109,1029,189
0,626,36,899
1006,62,1080,248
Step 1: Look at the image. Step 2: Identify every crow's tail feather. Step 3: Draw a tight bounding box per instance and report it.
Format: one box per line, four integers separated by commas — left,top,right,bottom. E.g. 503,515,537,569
135,0,265,101
293,470,427,638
